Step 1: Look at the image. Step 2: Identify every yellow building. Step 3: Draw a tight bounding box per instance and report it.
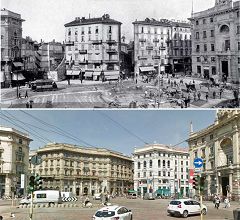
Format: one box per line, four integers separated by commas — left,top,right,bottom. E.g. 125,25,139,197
0,126,32,197
188,110,240,200
29,143,133,196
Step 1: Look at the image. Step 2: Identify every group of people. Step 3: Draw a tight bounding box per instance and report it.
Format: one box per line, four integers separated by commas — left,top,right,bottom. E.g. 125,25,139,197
213,195,230,209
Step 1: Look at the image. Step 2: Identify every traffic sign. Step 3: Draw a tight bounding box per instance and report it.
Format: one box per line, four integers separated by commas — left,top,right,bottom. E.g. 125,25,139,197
31,155,42,165
193,158,203,168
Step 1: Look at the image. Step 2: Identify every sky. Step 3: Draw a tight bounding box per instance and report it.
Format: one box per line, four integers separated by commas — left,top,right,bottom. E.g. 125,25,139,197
1,0,216,43
0,110,216,156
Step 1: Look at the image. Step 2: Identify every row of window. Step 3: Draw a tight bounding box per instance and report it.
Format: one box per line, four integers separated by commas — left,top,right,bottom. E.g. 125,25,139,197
138,171,189,179
68,34,113,42
196,56,216,63
68,26,112,36
137,153,188,159
137,159,189,169
138,26,189,35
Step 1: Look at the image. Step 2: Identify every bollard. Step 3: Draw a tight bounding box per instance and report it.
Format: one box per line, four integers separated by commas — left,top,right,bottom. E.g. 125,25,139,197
233,208,240,220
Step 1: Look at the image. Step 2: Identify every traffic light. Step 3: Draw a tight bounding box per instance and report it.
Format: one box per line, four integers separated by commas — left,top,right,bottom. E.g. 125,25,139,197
193,175,200,190
200,176,206,192
35,175,43,190
29,175,35,192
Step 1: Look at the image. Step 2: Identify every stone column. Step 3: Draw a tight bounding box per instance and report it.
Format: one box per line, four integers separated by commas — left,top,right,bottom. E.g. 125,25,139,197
73,180,76,195
5,175,11,197
89,180,92,196
80,180,83,195
216,173,219,195
233,124,239,164
229,172,233,195
207,175,211,196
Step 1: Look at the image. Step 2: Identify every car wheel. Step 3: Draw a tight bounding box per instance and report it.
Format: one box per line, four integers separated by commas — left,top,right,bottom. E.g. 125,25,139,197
201,208,207,215
182,210,188,218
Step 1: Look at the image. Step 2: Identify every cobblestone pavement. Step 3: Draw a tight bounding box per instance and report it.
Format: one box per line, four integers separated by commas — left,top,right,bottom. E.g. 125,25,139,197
1,76,239,108
1,197,237,220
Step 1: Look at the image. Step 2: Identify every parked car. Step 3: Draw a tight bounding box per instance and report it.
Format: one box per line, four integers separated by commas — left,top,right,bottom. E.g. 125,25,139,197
93,193,102,200
20,190,62,206
127,193,137,199
167,199,207,218
143,193,155,200
92,205,132,220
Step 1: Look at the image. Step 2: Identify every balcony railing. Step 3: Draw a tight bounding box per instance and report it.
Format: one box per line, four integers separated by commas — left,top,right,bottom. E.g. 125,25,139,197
105,59,119,63
92,40,102,44
138,56,147,60
152,55,160,59
146,46,153,50
160,46,166,50
65,41,74,46
106,40,117,45
106,49,118,54
139,39,146,42
79,50,87,54
153,39,159,42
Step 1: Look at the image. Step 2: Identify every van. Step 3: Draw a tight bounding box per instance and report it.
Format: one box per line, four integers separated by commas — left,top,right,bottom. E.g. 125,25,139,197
20,190,62,205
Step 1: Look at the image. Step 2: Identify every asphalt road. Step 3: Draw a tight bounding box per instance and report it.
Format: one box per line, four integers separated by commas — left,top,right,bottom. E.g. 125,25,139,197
1,197,235,220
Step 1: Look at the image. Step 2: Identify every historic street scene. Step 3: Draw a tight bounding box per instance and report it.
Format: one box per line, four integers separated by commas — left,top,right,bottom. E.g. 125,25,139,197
1,0,239,108
0,110,239,219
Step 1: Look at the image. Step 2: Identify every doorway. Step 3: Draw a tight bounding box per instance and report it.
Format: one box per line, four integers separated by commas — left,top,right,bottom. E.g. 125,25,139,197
221,177,229,197
222,61,229,80
76,187,80,196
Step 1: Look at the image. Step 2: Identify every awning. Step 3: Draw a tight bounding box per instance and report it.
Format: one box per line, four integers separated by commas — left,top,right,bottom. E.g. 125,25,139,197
104,71,120,80
128,190,137,193
0,71,5,83
12,73,25,81
139,66,155,72
84,70,93,77
66,70,80,76
13,62,23,67
105,75,119,80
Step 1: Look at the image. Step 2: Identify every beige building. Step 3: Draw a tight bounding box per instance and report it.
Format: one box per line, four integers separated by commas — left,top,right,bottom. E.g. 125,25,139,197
188,110,240,200
189,0,240,83
29,143,133,196
64,14,121,81
0,126,32,197
133,144,190,197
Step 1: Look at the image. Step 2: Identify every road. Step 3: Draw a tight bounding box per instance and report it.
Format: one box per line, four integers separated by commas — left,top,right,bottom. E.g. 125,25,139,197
1,76,238,108
0,197,235,220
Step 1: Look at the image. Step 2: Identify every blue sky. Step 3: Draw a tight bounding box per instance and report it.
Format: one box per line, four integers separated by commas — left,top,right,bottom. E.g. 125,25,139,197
0,110,216,155
1,0,216,42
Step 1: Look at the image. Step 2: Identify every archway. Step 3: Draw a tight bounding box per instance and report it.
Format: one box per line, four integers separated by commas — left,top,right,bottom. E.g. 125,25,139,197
83,187,88,195
219,137,233,166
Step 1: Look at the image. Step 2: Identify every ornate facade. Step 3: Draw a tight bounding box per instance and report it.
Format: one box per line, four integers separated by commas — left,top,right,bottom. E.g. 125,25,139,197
189,0,240,83
188,110,240,200
29,143,133,196
0,126,32,197
133,144,190,197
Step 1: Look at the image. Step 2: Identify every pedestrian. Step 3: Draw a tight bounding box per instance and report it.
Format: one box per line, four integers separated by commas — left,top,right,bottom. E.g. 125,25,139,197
0,215,2,220
197,92,201,100
18,92,21,99
25,90,28,98
193,80,195,84
215,196,220,209
206,92,209,101
67,78,70,85
145,91,148,98
84,196,90,207
184,98,188,108
219,88,223,99
26,102,29,108
224,197,230,208
193,92,197,101
213,91,216,99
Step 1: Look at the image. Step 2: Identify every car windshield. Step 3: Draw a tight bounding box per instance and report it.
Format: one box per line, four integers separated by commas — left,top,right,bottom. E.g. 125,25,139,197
95,211,115,217
170,201,181,205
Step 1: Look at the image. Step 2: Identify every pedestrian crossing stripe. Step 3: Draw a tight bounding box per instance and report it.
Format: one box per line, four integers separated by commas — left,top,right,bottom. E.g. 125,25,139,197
62,197,78,202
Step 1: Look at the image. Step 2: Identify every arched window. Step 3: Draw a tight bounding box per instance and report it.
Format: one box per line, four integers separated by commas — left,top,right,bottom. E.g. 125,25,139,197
163,160,165,168
168,160,170,168
149,160,152,168
143,161,146,168
220,25,229,33
158,159,161,167
138,162,141,169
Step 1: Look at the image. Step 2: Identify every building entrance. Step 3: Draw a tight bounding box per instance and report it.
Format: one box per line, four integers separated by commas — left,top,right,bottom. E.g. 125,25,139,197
221,61,228,81
221,177,229,197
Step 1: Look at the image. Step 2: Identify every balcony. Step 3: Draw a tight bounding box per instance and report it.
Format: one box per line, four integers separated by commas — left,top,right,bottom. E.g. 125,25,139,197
153,39,159,43
89,60,102,64
79,50,87,54
152,55,160,59
65,41,74,46
146,46,153,50
92,40,102,45
160,46,166,50
138,56,147,60
106,40,117,45
106,48,118,54
105,59,119,63
139,39,146,42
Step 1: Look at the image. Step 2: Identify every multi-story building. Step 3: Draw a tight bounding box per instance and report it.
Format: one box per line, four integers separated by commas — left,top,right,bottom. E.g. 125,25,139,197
0,126,32,197
188,110,240,200
168,21,192,73
1,8,25,88
189,0,240,83
29,143,133,196
64,14,121,81
133,143,190,197
133,18,191,79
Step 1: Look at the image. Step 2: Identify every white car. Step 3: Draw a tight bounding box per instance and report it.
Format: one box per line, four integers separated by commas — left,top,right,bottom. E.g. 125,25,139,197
92,205,132,220
167,199,207,218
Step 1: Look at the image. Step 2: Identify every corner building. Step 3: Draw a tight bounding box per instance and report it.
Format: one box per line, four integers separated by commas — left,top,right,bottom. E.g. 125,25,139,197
0,126,32,197
133,144,190,197
188,110,240,200
189,0,240,83
29,143,133,196
64,14,121,81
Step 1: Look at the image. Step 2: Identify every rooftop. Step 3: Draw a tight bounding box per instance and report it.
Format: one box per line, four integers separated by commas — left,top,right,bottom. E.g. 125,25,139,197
65,14,122,27
0,125,32,140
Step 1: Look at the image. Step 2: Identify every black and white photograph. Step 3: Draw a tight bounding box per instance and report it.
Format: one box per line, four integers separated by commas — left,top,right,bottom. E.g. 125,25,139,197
1,0,239,108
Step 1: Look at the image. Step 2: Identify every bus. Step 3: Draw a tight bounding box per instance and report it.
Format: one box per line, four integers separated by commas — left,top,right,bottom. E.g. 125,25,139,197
30,79,58,92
